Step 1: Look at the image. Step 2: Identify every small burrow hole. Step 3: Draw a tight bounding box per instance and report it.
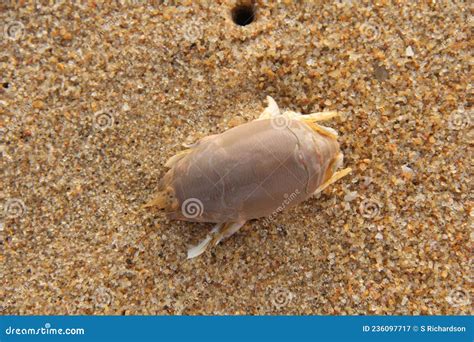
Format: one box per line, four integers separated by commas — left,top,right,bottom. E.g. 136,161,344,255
231,4,255,26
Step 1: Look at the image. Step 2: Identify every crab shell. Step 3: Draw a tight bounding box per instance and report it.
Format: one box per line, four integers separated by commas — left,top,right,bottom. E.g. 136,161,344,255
145,96,351,258
159,118,341,222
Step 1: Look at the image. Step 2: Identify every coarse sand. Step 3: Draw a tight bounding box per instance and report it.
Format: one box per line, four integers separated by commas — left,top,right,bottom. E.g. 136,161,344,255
0,1,472,314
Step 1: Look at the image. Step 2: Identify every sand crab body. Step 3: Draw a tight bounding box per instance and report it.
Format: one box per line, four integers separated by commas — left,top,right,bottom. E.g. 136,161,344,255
146,97,351,258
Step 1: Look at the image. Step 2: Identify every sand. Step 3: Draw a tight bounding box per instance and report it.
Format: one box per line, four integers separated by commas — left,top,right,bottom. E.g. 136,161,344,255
0,0,472,315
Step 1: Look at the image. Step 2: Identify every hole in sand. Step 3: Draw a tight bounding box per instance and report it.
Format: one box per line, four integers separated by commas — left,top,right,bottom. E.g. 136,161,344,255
231,4,255,26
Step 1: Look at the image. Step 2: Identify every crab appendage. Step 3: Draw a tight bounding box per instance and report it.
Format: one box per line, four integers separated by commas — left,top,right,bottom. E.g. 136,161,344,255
186,231,216,259
302,119,339,140
313,167,352,195
187,220,246,259
143,186,178,210
257,96,281,120
165,149,191,168
303,111,340,122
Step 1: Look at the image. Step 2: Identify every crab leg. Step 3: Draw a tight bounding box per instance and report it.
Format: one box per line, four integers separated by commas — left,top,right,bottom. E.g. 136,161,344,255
313,167,352,195
257,96,281,120
301,119,339,140
187,220,246,259
303,111,339,122
187,223,222,259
